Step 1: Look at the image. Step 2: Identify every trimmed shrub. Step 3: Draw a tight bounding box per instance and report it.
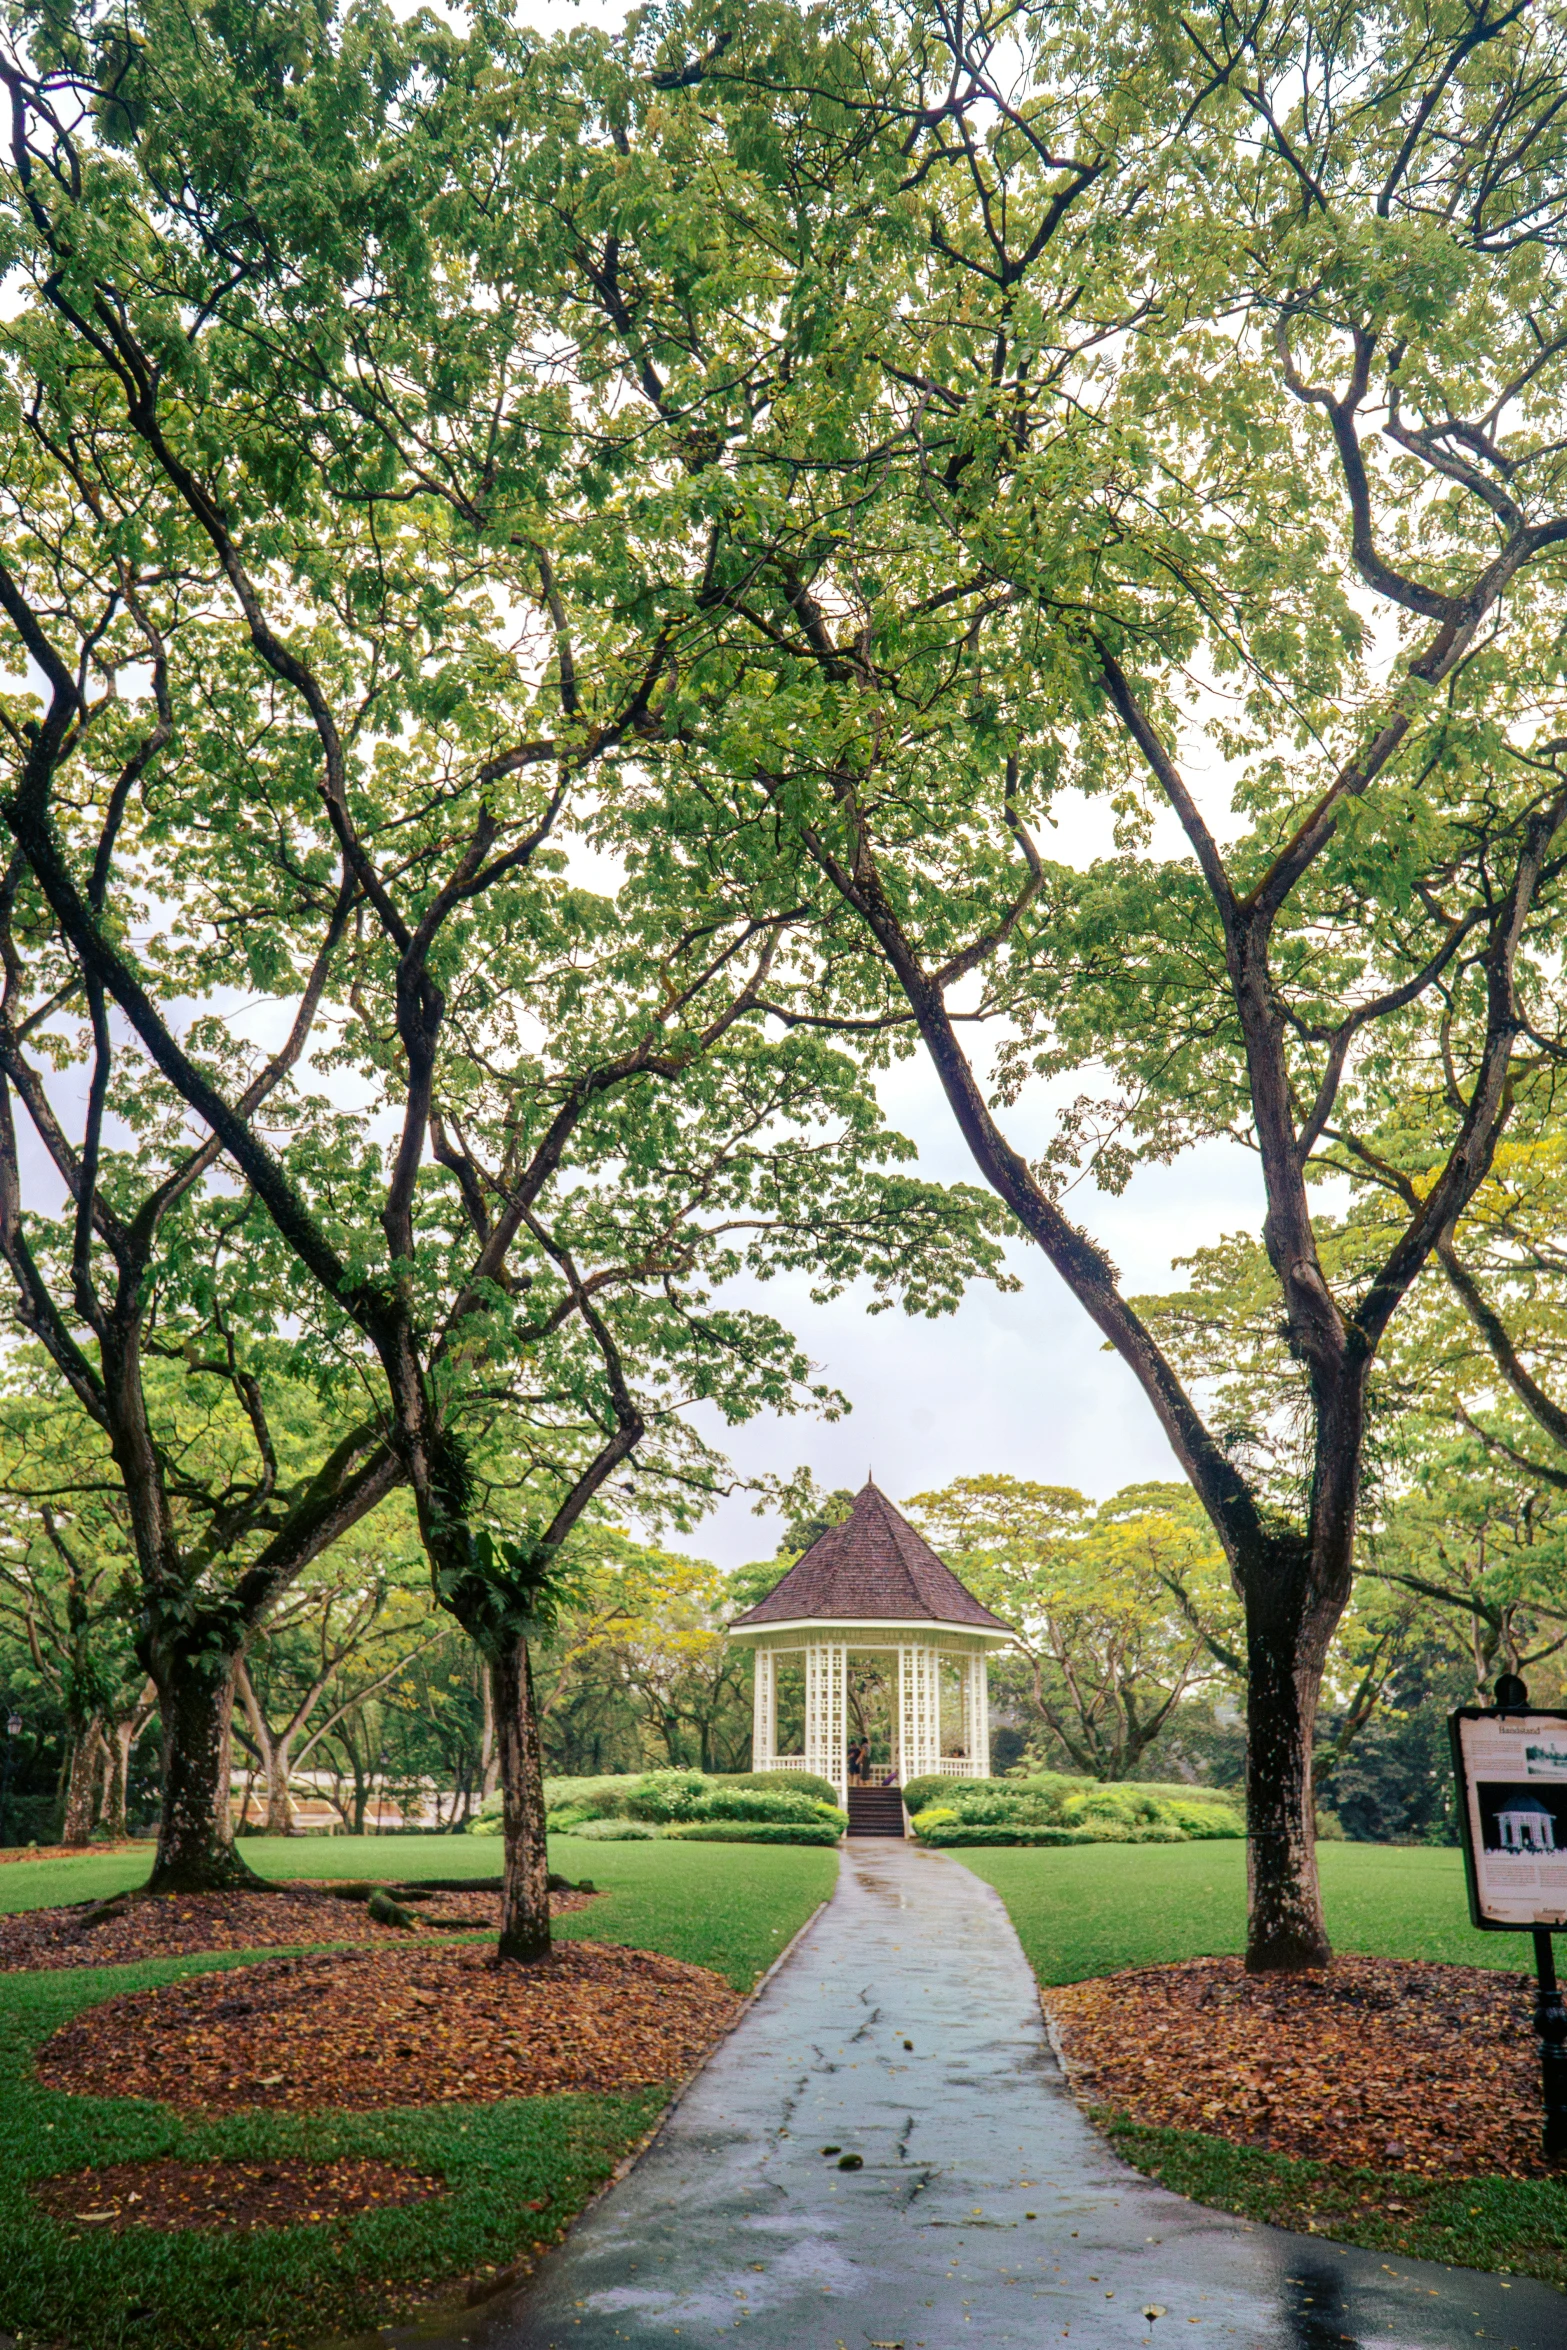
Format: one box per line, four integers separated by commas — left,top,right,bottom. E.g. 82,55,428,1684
624,1770,711,1823
907,1776,1243,1846
1166,1798,1244,1840
695,1786,840,1826
913,1818,1104,1847
666,1819,844,1845
566,1818,661,1841
723,1769,841,1808
898,1773,966,1816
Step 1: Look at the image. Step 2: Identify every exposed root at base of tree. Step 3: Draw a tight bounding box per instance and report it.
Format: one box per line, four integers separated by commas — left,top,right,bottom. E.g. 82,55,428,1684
0,1881,597,1971
31,2156,446,2234
1046,1955,1556,2178
37,1937,739,2111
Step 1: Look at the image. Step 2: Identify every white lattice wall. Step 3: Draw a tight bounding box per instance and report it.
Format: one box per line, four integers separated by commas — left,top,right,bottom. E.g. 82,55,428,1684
804,1642,847,1802
963,1651,989,1773
897,1643,943,1784
750,1647,776,1771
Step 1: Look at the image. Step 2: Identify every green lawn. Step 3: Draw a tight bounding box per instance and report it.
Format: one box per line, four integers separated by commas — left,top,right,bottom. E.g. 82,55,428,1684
0,1833,515,1917
0,1838,835,2350
956,1837,1518,1983
955,1839,1567,2298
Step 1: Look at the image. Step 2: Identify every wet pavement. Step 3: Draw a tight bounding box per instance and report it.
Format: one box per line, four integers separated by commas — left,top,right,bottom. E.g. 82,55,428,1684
351,1838,1566,2350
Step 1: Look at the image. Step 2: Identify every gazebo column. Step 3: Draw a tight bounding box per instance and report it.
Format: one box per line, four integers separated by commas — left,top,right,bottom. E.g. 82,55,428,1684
751,1646,777,1772
897,1641,942,1785
804,1640,847,1805
962,1650,991,1779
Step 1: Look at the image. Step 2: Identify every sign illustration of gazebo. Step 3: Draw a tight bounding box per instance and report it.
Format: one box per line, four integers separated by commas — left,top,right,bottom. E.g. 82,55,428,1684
727,1481,1012,1806
1493,1793,1560,1854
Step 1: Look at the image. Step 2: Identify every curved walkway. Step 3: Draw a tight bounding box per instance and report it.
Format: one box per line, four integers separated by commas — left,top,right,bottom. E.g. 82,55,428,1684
377,1840,1564,2350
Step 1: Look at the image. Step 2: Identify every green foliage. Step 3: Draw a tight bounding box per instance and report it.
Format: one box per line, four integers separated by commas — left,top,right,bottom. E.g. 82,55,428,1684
665,1821,843,1846
566,1819,661,1842
900,1769,1241,1822
691,1786,842,1827
723,1771,840,1808
910,1775,1243,1846
624,1771,711,1823
904,1479,1241,1780
537,1770,848,1837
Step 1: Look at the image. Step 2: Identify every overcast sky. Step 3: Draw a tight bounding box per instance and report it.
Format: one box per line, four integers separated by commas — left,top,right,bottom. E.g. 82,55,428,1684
687,1069,1265,1571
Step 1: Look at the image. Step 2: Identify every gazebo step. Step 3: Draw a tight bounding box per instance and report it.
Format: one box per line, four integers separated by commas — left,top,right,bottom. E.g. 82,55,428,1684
847,1787,908,1836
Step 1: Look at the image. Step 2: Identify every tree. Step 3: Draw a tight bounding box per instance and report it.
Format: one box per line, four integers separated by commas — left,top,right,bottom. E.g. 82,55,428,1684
0,0,1008,1953
1365,1433,1567,1702
233,1528,438,1835
0,1386,155,1841
906,1476,1238,1780
568,0,1567,1965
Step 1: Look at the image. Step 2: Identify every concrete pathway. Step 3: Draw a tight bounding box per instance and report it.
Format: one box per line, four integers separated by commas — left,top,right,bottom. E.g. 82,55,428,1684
360,1839,1565,2350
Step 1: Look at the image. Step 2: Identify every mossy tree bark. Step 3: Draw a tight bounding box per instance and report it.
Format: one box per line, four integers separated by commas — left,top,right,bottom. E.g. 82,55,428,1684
490,1634,552,1963
145,1649,258,1893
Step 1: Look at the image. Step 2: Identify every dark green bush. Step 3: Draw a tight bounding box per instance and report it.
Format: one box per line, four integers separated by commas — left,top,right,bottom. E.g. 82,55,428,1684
898,1773,967,1815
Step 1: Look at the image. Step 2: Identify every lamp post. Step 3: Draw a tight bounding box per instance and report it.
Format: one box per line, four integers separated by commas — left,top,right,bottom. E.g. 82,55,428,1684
0,1711,22,1850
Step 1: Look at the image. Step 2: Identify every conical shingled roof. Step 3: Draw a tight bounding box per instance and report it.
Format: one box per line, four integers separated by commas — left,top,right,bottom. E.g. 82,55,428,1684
731,1482,1010,1632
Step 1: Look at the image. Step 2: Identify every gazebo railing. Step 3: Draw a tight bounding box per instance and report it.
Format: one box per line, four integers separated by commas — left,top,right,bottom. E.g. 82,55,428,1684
752,1754,985,1786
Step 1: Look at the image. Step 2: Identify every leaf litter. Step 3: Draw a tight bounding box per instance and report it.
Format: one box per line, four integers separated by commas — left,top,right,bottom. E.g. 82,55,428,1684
37,1938,739,2111
32,2155,445,2234
1047,1955,1554,2177
0,1880,593,1971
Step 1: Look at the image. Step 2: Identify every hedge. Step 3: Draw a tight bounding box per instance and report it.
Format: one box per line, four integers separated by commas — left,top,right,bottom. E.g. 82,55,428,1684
665,1820,844,1845
913,1821,1104,1847
899,1769,1242,1820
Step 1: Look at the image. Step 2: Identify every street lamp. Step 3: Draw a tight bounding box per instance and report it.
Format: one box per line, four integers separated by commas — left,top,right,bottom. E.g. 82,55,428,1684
0,1711,21,1850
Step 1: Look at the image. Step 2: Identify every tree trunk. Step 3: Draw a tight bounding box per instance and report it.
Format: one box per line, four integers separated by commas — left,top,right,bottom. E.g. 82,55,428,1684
147,1655,258,1893
480,1666,500,1800
492,1633,551,1964
264,1737,295,1837
1242,1557,1333,1972
104,1706,147,1841
61,1721,106,1846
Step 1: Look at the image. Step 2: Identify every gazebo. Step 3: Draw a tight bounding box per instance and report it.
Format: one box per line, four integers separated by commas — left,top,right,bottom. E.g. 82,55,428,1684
727,1481,1012,1807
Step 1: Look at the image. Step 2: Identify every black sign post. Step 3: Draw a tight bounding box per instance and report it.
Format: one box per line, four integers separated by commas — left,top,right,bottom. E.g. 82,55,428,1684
1450,1673,1567,2160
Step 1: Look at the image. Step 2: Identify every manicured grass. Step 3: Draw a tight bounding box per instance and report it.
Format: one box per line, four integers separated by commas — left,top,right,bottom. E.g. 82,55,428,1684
0,1842,835,2350
956,1838,1522,1984
0,1834,514,1917
955,1840,1566,2298
1102,2116,1567,2294
548,1836,837,1990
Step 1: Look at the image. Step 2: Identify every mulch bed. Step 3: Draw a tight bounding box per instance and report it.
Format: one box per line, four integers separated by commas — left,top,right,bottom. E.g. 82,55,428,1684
0,1881,594,1972
32,2155,446,2233
36,1937,739,2112
1046,1955,1552,2178
0,1840,149,1867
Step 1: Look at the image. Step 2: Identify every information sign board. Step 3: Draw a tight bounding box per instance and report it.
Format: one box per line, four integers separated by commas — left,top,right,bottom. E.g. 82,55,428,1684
1450,1705,1567,1931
